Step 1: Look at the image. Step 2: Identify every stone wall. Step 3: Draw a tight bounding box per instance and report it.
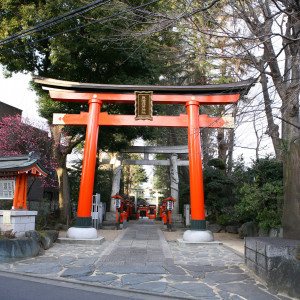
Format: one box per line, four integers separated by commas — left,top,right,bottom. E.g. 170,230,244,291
245,237,300,298
0,210,38,237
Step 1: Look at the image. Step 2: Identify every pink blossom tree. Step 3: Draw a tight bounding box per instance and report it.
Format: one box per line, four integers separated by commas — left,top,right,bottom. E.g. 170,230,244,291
0,114,57,193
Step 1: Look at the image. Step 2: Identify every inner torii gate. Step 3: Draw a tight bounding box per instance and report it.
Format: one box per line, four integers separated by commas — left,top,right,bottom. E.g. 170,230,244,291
34,76,252,241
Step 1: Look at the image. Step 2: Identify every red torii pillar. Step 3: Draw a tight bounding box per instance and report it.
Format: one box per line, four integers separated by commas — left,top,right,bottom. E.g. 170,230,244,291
75,98,102,227
186,101,206,230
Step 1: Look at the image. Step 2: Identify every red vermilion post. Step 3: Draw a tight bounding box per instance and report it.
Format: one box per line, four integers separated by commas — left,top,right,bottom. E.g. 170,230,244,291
76,97,102,227
12,173,28,210
21,174,28,209
186,100,206,230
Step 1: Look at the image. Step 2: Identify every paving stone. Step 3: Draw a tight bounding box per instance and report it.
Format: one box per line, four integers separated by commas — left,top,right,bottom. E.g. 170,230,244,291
59,256,76,265
121,274,163,286
225,266,244,273
76,274,118,283
73,257,97,266
217,283,279,300
100,261,126,266
60,265,95,278
129,282,167,293
170,282,216,298
188,271,206,279
203,272,250,284
218,291,232,300
20,257,58,264
166,275,197,282
13,262,62,274
0,263,11,270
182,264,227,273
231,296,246,300
98,265,167,274
162,264,186,275
110,280,121,287
167,290,192,298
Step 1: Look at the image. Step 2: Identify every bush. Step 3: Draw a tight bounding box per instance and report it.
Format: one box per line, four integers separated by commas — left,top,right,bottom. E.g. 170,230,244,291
235,180,283,231
216,212,239,226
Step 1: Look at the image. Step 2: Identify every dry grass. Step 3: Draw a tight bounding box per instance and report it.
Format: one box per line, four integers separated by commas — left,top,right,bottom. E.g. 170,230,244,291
0,229,15,239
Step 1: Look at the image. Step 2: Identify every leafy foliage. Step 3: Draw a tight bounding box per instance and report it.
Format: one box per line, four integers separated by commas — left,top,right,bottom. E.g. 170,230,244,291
235,180,283,230
121,154,148,195
203,158,234,221
234,158,283,230
204,157,284,231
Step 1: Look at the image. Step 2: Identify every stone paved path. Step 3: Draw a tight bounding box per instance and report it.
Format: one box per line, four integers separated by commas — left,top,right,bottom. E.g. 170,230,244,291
0,220,292,299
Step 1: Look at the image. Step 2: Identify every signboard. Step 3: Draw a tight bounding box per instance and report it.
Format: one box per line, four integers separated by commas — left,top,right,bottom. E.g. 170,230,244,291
135,91,153,120
3,211,11,225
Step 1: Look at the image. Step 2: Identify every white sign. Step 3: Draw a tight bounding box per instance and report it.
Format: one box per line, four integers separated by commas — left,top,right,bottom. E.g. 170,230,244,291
3,211,11,225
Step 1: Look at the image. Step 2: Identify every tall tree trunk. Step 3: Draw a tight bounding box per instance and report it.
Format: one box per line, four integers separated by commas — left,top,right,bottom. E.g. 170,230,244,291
260,60,283,161
227,104,238,175
217,107,228,164
51,125,72,223
282,138,300,239
56,162,71,223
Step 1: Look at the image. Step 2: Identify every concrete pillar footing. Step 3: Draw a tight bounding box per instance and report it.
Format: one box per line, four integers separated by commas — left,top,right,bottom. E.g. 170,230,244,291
183,229,214,242
66,227,97,239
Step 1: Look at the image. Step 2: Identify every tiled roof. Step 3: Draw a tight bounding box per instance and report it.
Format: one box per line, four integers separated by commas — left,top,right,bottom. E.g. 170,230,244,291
32,76,255,96
0,152,49,176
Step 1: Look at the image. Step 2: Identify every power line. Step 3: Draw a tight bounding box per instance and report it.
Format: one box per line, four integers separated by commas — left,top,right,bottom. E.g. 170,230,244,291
0,0,111,46
0,0,162,53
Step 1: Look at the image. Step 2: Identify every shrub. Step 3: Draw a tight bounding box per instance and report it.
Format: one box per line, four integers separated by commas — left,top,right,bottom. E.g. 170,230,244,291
235,180,283,231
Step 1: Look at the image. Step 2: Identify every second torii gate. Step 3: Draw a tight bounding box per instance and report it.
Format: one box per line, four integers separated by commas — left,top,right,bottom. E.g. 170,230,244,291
34,76,252,241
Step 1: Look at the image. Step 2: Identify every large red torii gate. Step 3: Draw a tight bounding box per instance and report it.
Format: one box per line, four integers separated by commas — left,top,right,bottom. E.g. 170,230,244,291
34,76,252,241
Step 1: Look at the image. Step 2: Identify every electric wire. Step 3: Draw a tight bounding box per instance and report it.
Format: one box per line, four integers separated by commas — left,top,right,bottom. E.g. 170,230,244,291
0,0,112,46
0,0,162,54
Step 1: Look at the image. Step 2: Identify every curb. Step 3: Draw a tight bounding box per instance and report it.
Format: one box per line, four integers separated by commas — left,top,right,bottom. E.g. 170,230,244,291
0,270,192,300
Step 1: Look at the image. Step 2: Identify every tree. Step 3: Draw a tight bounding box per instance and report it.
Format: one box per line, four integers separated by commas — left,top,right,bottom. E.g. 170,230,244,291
121,154,148,196
219,0,300,238
203,158,234,222
150,0,299,238
0,0,178,221
0,114,57,187
234,158,283,231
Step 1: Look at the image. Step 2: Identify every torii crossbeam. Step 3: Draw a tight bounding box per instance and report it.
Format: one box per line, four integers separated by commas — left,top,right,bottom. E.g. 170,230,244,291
34,76,253,241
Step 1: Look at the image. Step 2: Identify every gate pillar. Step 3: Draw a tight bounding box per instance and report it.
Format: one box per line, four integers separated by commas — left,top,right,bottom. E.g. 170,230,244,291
75,97,102,228
185,101,206,230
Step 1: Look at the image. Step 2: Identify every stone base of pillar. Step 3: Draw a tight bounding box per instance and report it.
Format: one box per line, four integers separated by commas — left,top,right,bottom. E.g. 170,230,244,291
66,227,97,239
183,229,214,242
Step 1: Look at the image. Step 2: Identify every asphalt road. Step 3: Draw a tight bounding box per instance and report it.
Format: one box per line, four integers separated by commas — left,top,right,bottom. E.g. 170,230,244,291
0,273,142,300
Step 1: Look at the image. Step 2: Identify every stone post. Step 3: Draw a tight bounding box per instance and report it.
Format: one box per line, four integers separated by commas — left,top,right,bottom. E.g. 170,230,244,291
110,155,122,212
170,153,179,214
